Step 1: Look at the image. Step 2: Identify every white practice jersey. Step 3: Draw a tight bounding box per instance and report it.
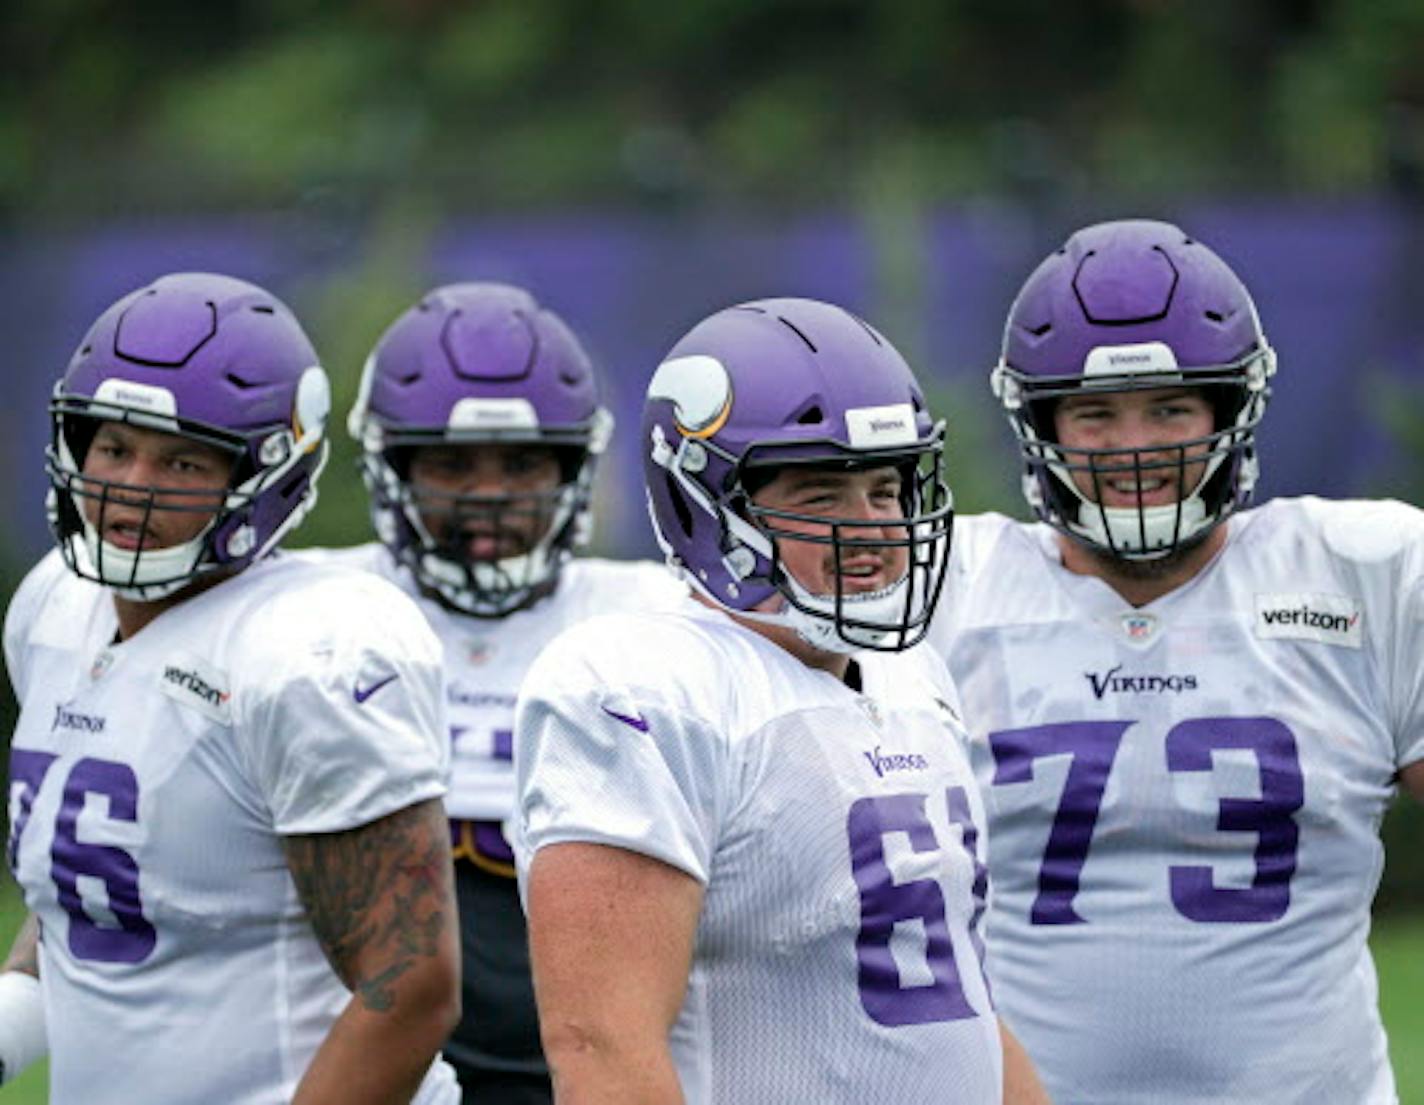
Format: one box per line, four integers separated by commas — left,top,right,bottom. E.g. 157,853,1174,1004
296,544,687,823
927,498,1424,1105
4,551,459,1105
516,602,1002,1104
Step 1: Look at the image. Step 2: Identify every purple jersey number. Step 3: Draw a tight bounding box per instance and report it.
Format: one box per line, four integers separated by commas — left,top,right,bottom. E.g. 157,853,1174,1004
7,749,58,872
989,721,1131,925
847,788,987,1027
1165,716,1304,923
7,750,157,964
988,716,1304,925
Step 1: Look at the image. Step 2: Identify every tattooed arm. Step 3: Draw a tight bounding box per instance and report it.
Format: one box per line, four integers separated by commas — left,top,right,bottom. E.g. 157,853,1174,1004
283,797,460,1105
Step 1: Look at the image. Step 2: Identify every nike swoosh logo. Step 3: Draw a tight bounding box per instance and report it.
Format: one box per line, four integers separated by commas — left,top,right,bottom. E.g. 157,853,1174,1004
601,705,649,732
354,672,399,704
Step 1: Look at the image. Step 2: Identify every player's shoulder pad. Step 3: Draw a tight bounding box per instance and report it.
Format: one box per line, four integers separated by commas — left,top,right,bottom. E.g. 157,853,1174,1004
4,550,89,677
524,605,735,713
6,548,76,630
1263,496,1424,567
561,556,690,615
282,542,393,577
949,511,1033,579
226,556,441,679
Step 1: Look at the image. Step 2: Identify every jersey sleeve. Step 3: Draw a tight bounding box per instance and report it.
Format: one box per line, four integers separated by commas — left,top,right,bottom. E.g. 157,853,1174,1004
927,512,1017,655
236,571,450,835
3,551,71,701
625,560,692,612
1389,523,1424,768
514,618,727,886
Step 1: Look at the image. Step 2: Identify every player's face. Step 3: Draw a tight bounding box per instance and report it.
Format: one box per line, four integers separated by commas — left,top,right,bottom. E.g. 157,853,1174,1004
407,442,563,561
80,421,233,550
751,465,910,598
1053,387,1215,509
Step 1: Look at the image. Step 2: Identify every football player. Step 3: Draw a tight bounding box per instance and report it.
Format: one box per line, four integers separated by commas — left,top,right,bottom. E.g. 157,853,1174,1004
0,273,461,1104
928,219,1424,1104
514,299,1050,1103
315,282,686,1105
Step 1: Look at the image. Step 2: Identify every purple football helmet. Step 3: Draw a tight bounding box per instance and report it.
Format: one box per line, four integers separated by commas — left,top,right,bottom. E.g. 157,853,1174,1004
991,219,1276,559
643,297,953,653
349,283,611,617
47,272,331,600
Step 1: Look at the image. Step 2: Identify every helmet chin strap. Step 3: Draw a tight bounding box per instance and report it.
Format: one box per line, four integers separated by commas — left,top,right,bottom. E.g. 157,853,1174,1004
74,519,210,602
1075,496,1210,557
711,499,917,652
732,572,912,654
416,542,559,616
399,477,581,617
1045,445,1227,559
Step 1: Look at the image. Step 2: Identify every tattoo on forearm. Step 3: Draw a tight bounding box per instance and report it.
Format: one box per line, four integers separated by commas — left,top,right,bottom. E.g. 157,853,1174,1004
283,800,449,1013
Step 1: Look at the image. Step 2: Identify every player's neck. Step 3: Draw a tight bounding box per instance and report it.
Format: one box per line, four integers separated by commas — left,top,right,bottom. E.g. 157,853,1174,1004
693,592,854,682
110,570,237,641
1056,525,1228,607
752,618,853,681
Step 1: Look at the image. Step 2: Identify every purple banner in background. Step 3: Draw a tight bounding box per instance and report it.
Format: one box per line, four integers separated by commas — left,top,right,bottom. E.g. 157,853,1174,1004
2,199,1419,562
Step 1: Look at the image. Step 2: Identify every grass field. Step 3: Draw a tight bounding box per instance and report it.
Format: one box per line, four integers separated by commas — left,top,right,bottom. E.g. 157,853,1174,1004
0,885,1419,1102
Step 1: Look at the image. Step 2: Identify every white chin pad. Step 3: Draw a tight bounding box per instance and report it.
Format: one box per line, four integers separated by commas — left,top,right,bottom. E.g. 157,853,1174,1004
77,521,208,601
774,571,914,653
1052,448,1225,556
1078,498,1210,556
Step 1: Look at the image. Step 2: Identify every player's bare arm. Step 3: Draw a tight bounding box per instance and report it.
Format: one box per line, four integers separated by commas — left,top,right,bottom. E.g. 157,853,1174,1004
1400,760,1424,804
528,841,702,1105
284,796,461,1104
1,915,40,980
1000,1021,1052,1105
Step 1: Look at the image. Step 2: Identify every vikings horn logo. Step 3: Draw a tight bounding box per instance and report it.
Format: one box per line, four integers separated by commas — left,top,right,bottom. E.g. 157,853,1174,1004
647,355,733,438
292,365,331,454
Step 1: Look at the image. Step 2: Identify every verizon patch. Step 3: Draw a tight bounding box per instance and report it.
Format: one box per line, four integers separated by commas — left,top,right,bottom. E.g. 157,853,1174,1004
1254,592,1363,649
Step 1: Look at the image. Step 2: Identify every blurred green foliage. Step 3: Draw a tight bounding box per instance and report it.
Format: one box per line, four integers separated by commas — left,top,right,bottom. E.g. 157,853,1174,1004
4,0,1424,221
288,202,437,548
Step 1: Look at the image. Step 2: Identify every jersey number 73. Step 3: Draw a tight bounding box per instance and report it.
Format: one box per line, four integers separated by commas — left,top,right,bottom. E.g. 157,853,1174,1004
989,716,1304,925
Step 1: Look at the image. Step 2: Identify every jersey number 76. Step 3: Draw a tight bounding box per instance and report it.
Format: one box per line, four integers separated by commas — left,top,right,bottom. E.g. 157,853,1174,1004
8,750,157,964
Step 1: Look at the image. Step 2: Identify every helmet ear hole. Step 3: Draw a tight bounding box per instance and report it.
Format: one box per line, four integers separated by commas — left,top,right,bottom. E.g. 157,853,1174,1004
1201,383,1243,432
554,445,585,483
1024,397,1061,444
62,414,101,468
